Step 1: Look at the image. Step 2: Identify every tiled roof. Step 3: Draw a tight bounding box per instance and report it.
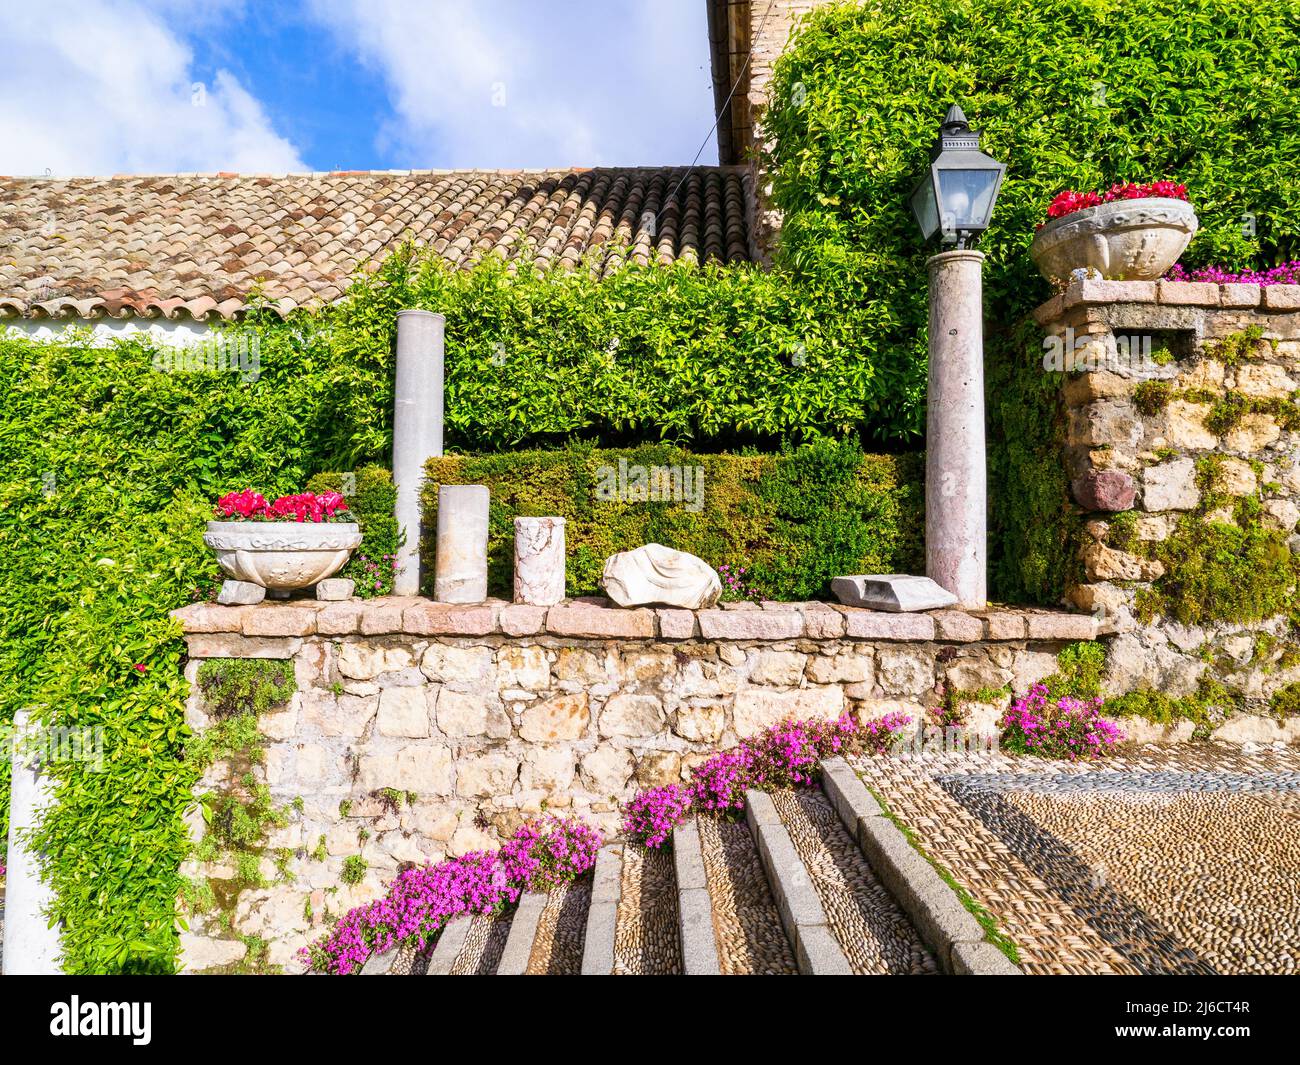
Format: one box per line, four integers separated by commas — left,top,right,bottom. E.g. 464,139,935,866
0,167,755,322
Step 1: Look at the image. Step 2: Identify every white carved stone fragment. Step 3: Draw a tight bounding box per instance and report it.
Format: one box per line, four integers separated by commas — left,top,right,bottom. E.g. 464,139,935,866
600,543,721,610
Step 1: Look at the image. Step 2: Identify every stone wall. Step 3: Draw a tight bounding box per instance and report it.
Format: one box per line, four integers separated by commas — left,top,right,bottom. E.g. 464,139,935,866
172,596,1096,970
1036,278,1300,741
710,0,833,259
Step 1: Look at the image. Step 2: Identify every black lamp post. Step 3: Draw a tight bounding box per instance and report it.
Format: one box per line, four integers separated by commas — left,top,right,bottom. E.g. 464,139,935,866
909,104,1006,249
913,104,1006,609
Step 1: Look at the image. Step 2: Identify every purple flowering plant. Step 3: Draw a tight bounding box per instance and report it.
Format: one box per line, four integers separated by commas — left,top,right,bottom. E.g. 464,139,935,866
1166,261,1300,287
998,684,1124,762
622,710,912,848
302,814,601,975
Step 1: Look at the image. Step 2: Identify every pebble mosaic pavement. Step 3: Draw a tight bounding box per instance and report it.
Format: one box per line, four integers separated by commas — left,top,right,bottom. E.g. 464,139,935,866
612,844,683,975
848,743,1300,975
771,788,938,974
697,813,799,975
526,875,592,975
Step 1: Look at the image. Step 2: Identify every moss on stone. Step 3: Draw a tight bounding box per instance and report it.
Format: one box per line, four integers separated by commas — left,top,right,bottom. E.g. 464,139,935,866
1269,681,1300,719
1143,514,1298,625
1041,641,1107,700
1210,324,1265,367
1133,380,1173,415
196,658,296,719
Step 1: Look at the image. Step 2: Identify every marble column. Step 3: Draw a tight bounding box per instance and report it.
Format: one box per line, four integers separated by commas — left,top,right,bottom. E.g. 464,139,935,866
925,249,987,608
434,485,489,603
513,517,566,606
392,309,445,596
2,709,62,974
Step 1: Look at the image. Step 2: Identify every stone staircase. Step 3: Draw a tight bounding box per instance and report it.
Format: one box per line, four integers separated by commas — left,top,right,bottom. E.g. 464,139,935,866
363,758,1021,976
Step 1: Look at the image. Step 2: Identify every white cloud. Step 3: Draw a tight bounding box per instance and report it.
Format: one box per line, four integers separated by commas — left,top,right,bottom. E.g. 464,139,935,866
0,0,305,176
307,0,716,168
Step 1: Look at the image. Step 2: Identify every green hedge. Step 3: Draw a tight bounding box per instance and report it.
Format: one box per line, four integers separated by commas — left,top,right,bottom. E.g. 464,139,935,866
307,466,399,596
764,0,1300,600
416,441,923,601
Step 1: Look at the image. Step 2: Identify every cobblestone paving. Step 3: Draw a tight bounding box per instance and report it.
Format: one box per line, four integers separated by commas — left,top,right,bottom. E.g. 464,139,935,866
696,814,799,975
526,875,592,975
613,843,682,975
848,743,1300,975
450,910,513,975
770,788,938,975
388,938,433,975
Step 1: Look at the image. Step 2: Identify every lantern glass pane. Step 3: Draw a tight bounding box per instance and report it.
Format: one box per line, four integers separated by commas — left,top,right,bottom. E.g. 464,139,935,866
910,175,939,240
936,167,1000,228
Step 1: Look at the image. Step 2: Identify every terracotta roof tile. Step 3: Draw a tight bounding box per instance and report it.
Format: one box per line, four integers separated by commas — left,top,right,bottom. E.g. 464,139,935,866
0,167,754,321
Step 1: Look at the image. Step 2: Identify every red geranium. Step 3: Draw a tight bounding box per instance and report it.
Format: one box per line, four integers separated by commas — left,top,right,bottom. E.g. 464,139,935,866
1042,180,1189,225
214,490,352,522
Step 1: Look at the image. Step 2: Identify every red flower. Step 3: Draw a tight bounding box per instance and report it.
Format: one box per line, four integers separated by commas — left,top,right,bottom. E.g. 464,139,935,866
132,663,148,674
1043,180,1189,224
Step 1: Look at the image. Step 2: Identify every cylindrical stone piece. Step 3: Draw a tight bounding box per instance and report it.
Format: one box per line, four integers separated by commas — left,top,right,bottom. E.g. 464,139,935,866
925,250,987,608
392,309,445,596
513,517,566,606
434,484,489,603
2,709,63,974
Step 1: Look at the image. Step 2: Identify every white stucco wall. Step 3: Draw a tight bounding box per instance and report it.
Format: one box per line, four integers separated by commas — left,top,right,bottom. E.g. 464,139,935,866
3,316,216,346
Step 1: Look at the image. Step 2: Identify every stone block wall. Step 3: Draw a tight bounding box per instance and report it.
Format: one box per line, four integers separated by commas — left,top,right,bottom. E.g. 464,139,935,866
172,596,1095,970
1036,279,1300,733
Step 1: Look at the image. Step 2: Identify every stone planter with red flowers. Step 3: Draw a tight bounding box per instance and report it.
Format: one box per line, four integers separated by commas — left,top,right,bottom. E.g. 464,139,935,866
1030,181,1198,283
205,490,362,602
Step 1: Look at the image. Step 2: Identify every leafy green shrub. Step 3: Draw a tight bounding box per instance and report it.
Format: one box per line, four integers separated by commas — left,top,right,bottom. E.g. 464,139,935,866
0,326,372,973
326,245,926,449
764,0,1300,600
417,440,923,600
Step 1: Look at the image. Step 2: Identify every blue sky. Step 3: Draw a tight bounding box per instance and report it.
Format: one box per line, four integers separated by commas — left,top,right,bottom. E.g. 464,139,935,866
0,0,718,176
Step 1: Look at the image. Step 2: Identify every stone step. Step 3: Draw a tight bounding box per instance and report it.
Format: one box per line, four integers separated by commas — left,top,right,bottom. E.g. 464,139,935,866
745,789,853,975
496,891,548,975
754,782,949,974
581,843,623,975
672,816,722,975
819,757,1021,975
425,913,474,976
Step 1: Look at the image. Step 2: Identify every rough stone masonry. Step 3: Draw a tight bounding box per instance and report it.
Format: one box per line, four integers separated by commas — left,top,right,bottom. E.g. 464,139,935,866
173,596,1099,970
1037,278,1300,738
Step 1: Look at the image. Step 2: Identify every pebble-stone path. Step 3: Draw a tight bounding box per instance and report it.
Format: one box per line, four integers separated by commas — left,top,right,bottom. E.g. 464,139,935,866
849,743,1300,975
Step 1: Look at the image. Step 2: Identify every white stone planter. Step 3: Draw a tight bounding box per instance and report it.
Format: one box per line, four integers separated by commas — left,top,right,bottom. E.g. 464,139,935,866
1030,197,1198,282
203,521,362,591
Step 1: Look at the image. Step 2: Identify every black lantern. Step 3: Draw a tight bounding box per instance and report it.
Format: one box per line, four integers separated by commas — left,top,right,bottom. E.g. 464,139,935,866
909,104,1006,248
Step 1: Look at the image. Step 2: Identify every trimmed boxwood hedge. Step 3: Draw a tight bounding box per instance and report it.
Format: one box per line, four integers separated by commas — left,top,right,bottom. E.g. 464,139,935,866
417,441,924,602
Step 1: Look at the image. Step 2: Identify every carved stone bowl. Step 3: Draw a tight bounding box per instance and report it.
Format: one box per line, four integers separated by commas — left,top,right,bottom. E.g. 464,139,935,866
203,521,363,590
1030,197,1198,282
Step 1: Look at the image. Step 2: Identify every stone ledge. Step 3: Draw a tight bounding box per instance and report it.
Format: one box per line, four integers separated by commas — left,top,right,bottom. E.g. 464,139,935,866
172,597,1099,644
1035,280,1300,323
